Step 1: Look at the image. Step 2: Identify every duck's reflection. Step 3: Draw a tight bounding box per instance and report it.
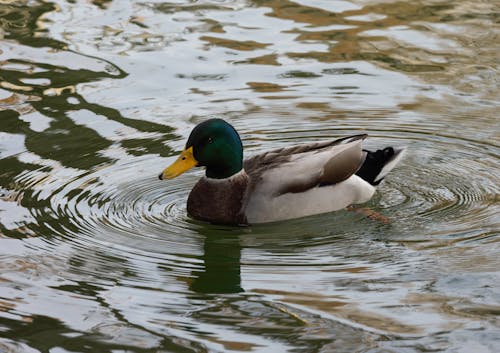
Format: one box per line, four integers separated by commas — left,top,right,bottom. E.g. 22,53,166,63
190,231,243,294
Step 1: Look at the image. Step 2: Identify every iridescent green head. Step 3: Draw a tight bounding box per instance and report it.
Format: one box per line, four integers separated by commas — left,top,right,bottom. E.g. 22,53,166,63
159,119,243,180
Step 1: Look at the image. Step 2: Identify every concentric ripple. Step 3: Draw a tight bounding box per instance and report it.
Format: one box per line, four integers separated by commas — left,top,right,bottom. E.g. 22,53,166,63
372,133,499,248
10,157,209,289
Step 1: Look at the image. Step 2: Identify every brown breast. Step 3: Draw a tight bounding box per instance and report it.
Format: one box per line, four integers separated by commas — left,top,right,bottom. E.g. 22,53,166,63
187,172,249,225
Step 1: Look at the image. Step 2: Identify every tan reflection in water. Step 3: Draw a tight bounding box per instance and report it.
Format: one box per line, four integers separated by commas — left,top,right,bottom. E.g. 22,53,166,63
201,35,270,51
1,81,33,92
246,81,287,93
260,0,497,91
205,337,260,352
296,102,331,110
0,300,15,311
0,93,39,115
0,299,33,323
403,292,499,327
253,288,420,334
235,53,281,65
43,85,76,96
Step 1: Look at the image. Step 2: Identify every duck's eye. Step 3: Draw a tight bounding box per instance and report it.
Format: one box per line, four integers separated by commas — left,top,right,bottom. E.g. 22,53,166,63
207,137,214,144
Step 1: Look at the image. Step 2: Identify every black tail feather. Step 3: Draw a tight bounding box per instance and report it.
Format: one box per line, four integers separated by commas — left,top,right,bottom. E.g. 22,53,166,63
356,147,403,185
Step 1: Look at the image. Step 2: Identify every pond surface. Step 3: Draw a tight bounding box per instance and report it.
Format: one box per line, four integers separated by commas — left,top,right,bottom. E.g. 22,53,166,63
0,0,499,352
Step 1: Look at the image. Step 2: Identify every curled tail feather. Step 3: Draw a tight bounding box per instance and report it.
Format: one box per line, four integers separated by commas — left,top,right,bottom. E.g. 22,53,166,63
356,147,405,185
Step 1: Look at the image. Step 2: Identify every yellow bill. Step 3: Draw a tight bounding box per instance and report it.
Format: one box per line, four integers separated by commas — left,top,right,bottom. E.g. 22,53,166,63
159,147,197,180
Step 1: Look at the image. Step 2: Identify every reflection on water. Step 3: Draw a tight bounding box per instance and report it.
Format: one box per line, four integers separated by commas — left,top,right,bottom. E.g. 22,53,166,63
0,0,499,352
191,232,243,294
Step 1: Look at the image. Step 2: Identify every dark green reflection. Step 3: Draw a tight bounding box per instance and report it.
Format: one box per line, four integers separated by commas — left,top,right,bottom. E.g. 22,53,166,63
0,0,177,170
0,1,63,49
0,314,201,353
191,230,243,294
0,0,179,242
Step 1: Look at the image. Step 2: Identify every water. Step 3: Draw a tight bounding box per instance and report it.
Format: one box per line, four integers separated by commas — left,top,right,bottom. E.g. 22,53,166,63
0,0,499,352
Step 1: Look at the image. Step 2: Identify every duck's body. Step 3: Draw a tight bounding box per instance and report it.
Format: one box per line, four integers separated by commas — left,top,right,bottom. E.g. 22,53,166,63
159,119,405,225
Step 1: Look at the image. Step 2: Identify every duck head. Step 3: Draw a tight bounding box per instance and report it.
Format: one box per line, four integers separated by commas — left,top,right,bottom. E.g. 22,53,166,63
159,119,243,180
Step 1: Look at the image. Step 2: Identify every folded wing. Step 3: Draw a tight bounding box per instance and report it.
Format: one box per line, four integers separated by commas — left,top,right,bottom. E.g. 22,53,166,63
244,134,367,196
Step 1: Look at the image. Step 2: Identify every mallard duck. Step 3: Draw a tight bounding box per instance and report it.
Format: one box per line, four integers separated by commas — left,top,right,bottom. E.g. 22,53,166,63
159,119,405,225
